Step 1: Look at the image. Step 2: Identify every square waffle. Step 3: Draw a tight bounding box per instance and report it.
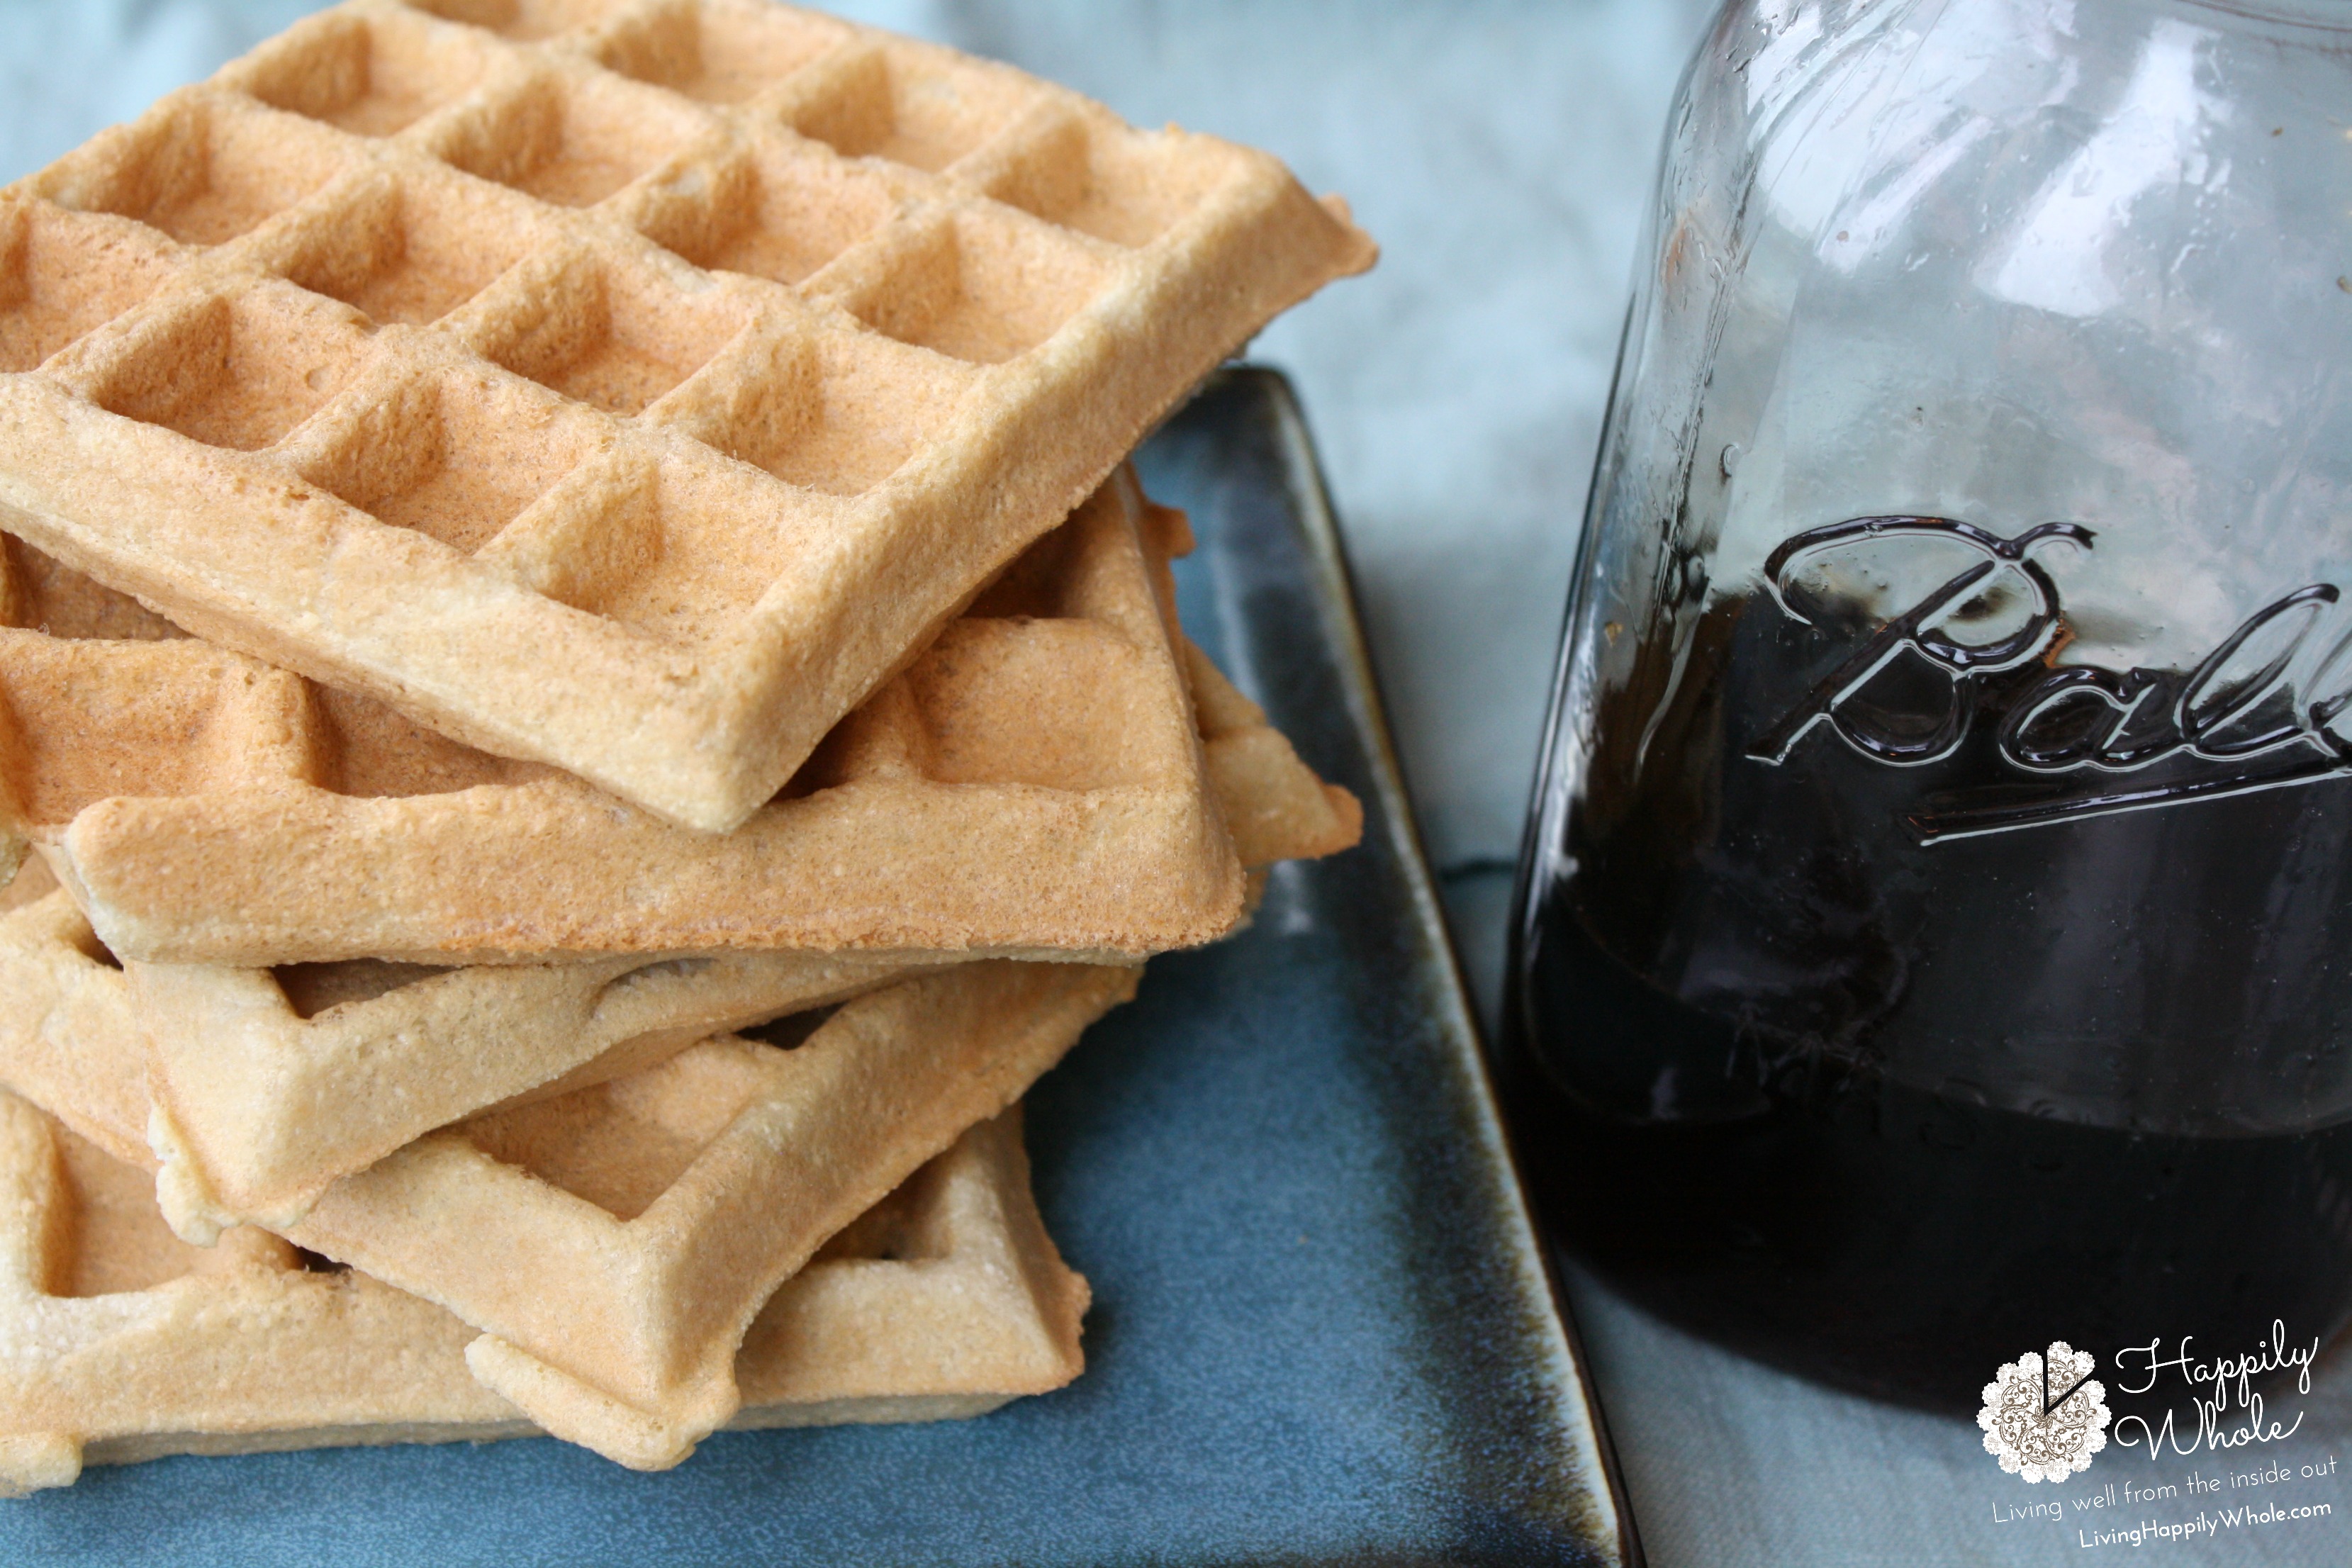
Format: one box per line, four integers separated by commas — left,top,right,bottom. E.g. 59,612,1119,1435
0,1096,1087,1494
0,0,1373,832
2,466,1360,966
0,920,1134,1469
2,860,924,1234
0,628,1342,1242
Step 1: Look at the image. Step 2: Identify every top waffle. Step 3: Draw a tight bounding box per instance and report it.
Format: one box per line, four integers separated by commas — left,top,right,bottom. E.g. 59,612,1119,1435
0,0,1372,831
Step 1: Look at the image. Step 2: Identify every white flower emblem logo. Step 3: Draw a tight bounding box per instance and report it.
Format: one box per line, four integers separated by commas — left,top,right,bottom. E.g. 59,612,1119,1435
1980,1341,2110,1482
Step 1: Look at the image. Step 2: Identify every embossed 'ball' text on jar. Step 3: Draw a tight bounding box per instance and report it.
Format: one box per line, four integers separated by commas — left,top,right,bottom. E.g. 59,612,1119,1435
1504,0,2352,1409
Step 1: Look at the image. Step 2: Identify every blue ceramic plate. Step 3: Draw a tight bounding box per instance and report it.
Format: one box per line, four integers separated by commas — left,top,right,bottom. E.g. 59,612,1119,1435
2,369,1631,1568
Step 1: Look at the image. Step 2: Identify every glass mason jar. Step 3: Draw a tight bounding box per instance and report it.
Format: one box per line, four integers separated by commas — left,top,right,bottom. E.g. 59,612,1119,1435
1505,0,2352,1409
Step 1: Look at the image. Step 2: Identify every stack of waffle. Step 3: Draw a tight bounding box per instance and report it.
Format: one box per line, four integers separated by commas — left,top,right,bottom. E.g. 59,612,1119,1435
0,0,1372,1489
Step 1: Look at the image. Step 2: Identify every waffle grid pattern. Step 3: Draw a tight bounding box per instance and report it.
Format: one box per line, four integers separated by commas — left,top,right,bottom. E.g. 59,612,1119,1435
138,928,926,1237
0,889,1126,1472
11,866,893,1237
0,1082,1086,1496
0,0,1372,830
0,471,1318,965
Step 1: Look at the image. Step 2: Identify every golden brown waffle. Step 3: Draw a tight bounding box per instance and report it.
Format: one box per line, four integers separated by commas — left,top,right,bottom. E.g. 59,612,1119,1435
2,467,1359,965
0,477,1352,1237
131,639,1343,1234
0,0,1373,832
0,868,924,1233
0,629,1344,1238
0,921,1133,1469
1182,637,1365,870
0,1095,1086,1494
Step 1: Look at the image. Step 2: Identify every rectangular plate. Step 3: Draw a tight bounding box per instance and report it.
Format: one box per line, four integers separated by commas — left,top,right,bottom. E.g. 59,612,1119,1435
0,367,1632,1567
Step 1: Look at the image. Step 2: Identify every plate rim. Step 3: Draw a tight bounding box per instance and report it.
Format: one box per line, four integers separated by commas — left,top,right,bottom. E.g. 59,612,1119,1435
1203,364,1646,1568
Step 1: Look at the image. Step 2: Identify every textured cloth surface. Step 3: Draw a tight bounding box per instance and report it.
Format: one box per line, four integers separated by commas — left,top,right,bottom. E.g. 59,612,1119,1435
33,4,2345,1565
1568,1259,2352,1567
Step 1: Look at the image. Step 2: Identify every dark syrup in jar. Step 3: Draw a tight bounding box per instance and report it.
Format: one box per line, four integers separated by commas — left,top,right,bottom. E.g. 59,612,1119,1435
1506,561,2352,1412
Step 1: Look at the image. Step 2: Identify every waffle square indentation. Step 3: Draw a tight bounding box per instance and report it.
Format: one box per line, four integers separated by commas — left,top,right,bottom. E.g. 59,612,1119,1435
809,1153,948,1263
464,1036,783,1219
89,286,370,452
267,170,556,326
296,368,609,553
52,1124,224,1298
689,330,971,496
306,682,555,797
0,535,184,642
467,248,756,415
835,208,1110,364
398,0,627,41
903,617,1167,791
596,1,849,106
475,445,824,640
271,959,452,1020
629,135,899,286
41,95,357,249
231,7,500,138
435,71,718,209
0,629,297,827
785,45,1038,174
0,205,184,374
984,113,1235,250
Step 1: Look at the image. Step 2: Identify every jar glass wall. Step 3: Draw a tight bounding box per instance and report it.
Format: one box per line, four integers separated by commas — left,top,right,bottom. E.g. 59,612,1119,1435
1506,0,2352,1408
